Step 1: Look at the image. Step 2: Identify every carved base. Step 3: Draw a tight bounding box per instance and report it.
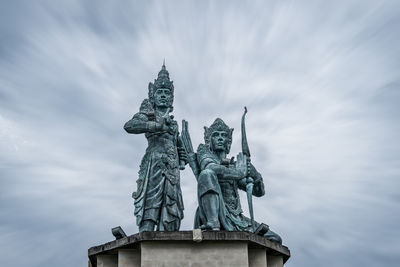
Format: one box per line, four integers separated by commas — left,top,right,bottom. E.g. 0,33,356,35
88,231,290,267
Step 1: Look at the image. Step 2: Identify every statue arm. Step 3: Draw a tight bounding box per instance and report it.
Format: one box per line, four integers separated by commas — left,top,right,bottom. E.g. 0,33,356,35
250,165,265,197
124,112,156,134
197,144,246,181
204,162,245,181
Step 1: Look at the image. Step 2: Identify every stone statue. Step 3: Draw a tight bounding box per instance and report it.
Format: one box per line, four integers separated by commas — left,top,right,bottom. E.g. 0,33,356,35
181,117,282,243
124,63,186,232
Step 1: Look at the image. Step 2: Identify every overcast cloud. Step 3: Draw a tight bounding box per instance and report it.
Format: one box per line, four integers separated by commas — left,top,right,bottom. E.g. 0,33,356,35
1,0,399,266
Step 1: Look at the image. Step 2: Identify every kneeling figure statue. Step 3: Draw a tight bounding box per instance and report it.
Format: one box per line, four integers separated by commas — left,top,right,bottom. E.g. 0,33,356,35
191,118,281,243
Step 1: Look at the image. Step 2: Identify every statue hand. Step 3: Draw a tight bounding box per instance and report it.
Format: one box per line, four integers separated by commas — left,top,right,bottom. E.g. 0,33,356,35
164,115,173,125
157,123,169,132
248,163,262,183
236,152,248,178
155,117,170,132
178,147,188,164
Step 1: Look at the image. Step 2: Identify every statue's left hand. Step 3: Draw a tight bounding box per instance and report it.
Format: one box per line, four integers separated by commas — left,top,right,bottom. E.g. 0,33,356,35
178,147,188,164
248,163,262,183
246,177,254,184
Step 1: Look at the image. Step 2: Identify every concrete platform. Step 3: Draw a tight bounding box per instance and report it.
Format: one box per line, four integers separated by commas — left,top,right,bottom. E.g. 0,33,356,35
88,231,290,267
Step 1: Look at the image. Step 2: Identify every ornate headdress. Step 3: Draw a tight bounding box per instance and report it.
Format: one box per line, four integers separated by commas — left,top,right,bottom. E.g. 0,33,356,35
148,62,174,110
204,118,234,153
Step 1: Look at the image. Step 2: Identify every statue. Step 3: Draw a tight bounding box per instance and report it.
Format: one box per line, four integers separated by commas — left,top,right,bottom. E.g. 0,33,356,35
181,115,282,243
124,63,186,232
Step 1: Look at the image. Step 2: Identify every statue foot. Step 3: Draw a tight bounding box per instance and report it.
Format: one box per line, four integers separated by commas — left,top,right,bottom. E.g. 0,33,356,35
200,222,220,231
264,229,282,244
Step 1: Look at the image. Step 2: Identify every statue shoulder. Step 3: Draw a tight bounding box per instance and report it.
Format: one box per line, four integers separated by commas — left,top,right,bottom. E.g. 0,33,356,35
196,144,219,167
139,99,154,114
132,99,154,121
196,143,210,156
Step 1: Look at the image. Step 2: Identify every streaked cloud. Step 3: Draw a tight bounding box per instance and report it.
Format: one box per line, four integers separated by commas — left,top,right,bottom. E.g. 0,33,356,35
1,1,399,266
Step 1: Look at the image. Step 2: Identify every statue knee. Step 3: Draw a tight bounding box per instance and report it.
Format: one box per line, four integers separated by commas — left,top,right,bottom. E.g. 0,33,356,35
198,169,219,197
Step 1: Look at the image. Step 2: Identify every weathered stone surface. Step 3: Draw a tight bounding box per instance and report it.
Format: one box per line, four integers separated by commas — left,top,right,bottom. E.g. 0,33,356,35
89,231,289,259
248,248,267,267
118,249,140,267
193,228,203,242
141,241,248,267
97,254,117,267
88,231,290,267
267,255,283,267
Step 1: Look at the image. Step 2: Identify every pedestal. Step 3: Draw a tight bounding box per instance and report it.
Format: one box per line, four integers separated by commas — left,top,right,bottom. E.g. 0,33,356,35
88,231,290,267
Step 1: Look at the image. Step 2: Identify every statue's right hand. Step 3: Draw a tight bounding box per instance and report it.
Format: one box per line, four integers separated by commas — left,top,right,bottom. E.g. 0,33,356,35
147,121,169,132
155,121,169,132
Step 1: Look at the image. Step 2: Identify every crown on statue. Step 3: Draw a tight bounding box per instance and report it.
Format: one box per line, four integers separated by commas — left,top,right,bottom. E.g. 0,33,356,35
153,63,174,90
148,62,175,110
204,118,234,153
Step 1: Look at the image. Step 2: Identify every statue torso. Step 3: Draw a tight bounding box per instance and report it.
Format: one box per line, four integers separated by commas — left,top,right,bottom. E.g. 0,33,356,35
197,144,242,214
145,119,179,169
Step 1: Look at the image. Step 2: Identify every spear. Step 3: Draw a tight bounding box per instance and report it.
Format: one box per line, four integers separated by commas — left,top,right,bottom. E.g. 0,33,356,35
241,106,255,232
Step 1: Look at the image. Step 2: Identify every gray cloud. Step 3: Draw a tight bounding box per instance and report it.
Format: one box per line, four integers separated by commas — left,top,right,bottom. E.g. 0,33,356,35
1,0,399,266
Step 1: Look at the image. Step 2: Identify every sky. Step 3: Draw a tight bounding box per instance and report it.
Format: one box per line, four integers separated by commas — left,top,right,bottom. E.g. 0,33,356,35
0,0,399,266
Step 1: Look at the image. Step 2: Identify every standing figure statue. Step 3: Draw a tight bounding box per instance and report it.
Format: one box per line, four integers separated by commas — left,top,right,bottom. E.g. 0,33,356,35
124,63,186,232
185,118,282,243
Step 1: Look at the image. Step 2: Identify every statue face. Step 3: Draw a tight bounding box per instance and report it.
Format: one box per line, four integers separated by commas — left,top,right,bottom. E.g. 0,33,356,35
154,88,171,108
211,130,229,152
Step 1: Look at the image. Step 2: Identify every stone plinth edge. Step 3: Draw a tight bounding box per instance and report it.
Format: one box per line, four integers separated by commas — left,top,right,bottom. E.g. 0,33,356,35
88,230,290,267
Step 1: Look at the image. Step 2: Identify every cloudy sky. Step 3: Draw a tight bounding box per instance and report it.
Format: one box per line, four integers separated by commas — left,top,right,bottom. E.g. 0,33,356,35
1,0,399,266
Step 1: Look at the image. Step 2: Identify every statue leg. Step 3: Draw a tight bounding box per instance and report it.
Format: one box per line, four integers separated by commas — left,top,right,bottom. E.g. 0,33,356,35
200,193,220,230
198,169,222,230
139,220,155,232
162,220,180,231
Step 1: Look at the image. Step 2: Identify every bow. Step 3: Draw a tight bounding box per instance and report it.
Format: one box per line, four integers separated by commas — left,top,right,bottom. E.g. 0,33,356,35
241,106,255,232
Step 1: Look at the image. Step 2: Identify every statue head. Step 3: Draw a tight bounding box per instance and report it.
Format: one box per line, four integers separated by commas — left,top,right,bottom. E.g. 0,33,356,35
204,118,234,154
148,63,174,111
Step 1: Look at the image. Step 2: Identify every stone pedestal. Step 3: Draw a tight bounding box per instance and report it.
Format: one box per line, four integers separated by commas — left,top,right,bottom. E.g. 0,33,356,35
88,231,290,267
119,249,140,267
